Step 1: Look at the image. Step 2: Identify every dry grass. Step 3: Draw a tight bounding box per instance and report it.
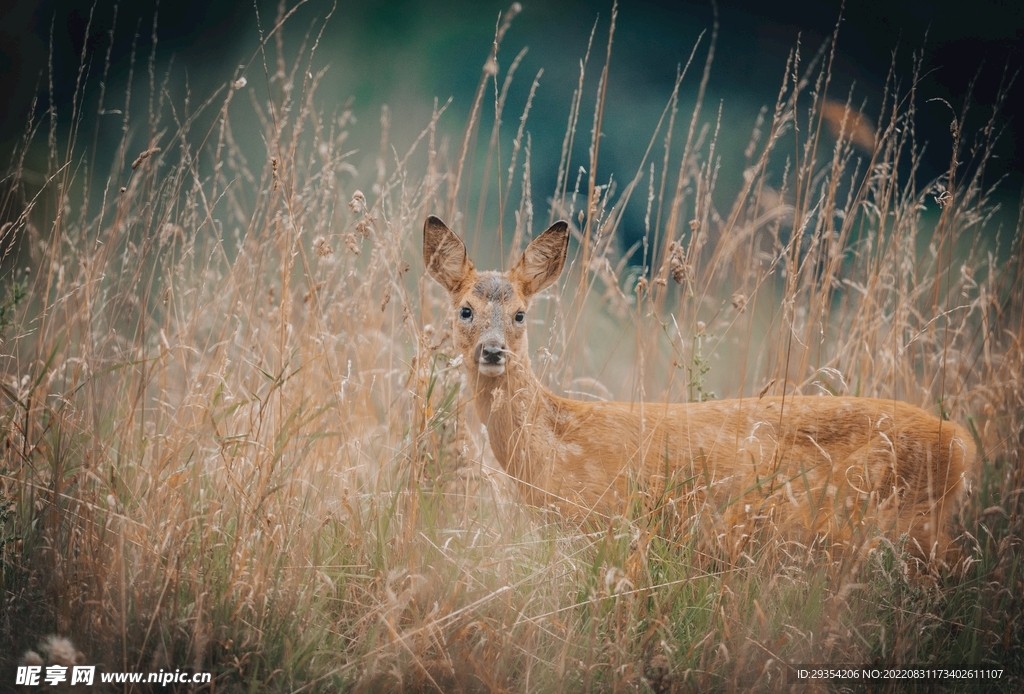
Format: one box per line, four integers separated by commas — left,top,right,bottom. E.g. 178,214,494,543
1,2,1022,692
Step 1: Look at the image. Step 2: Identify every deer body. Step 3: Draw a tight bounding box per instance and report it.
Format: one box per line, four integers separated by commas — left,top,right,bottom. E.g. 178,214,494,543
424,215,976,560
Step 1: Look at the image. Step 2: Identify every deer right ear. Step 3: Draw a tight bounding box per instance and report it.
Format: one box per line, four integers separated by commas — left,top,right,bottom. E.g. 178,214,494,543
510,221,569,298
424,215,474,295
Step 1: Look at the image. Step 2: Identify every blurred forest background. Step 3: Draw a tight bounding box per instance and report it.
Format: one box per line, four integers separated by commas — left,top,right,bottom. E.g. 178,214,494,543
2,0,1020,254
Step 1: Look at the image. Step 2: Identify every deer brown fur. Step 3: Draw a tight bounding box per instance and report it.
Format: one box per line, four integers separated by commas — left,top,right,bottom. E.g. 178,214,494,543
423,214,977,564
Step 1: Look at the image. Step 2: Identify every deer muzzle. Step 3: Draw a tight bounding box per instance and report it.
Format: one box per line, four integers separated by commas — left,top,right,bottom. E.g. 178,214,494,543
474,338,506,377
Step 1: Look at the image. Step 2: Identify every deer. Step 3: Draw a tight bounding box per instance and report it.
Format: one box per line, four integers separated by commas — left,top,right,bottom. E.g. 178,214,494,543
423,214,977,566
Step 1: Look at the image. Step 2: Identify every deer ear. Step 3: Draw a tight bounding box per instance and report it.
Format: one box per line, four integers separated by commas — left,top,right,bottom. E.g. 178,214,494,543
510,221,569,298
424,215,474,295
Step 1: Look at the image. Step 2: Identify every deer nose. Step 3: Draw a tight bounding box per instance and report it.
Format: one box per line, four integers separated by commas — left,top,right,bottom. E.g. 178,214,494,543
479,344,505,364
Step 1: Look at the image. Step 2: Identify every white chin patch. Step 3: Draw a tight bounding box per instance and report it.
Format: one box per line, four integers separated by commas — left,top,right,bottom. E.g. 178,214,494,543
477,362,506,377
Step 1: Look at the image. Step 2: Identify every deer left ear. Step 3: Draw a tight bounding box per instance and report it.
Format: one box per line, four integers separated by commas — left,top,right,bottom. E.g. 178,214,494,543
510,221,569,298
424,215,474,295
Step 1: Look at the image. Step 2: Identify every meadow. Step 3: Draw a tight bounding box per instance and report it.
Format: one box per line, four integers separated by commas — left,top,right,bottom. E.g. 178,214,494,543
1,3,1022,692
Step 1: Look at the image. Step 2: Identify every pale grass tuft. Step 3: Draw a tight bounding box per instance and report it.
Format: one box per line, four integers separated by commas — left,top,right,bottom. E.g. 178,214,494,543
40,636,84,667
730,291,747,312
490,385,506,412
667,240,688,285
20,651,44,667
343,232,360,255
312,235,333,257
348,189,367,215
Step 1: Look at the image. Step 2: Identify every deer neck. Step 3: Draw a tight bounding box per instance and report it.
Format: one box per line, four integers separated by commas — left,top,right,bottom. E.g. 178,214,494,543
467,352,556,497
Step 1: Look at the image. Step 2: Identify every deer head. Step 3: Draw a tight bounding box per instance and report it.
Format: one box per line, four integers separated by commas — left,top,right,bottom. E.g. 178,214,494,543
423,215,569,379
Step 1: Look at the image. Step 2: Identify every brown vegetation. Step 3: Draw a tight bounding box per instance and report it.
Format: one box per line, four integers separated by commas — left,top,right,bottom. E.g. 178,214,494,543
1,2,1021,691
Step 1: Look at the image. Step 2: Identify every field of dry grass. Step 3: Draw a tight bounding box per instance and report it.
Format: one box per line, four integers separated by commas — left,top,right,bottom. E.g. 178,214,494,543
2,3,1022,692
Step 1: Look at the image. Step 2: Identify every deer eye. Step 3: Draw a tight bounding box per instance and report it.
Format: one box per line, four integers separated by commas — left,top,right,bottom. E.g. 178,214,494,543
514,310,525,323
460,306,473,320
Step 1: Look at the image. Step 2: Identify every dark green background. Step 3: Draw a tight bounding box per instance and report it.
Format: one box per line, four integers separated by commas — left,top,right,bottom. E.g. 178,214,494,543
1,0,1020,247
